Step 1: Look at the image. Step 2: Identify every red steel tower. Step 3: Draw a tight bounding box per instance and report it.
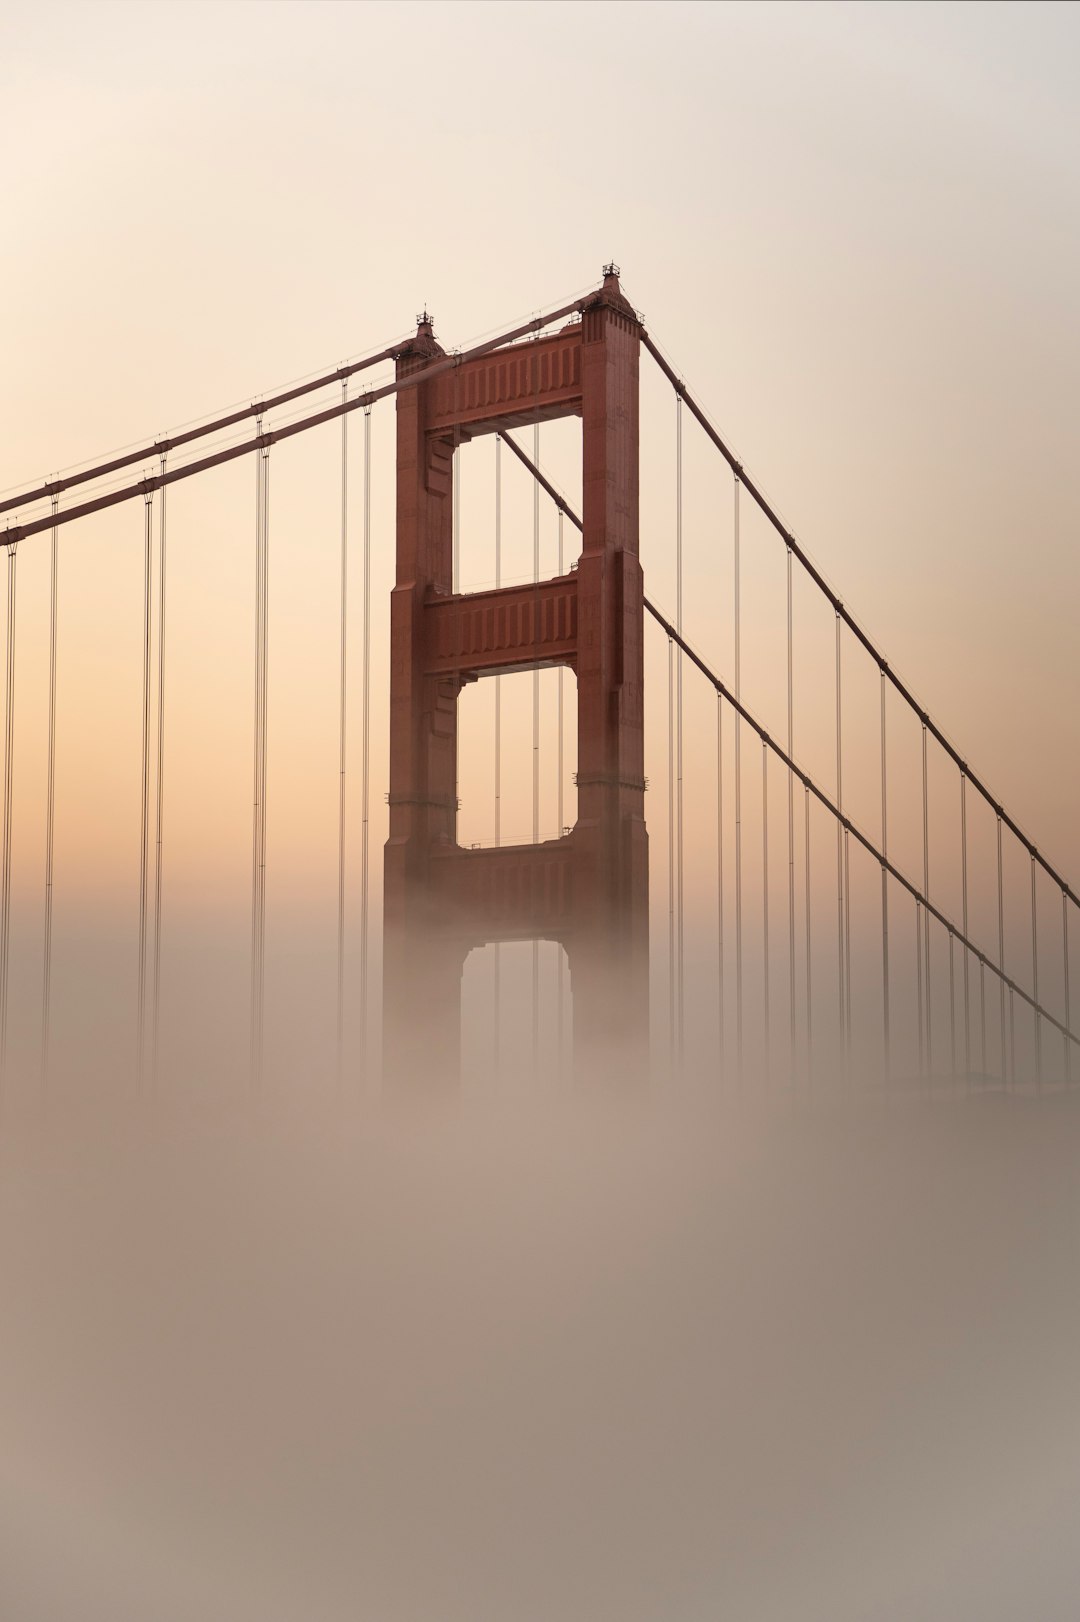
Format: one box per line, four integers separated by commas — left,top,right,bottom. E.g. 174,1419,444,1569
383,270,648,1086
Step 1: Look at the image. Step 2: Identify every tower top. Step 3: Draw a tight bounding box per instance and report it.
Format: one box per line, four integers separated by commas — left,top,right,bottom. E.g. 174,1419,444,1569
588,263,637,323
395,307,443,367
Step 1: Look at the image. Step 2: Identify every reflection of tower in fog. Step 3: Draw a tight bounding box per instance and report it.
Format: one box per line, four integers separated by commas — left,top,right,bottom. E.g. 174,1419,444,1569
382,271,649,1088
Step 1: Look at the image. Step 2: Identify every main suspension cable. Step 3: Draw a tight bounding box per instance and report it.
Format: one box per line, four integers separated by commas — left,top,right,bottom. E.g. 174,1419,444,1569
644,597,1080,1055
490,424,1080,1073
7,298,587,550
0,340,405,519
644,323,1079,1088
638,330,1080,927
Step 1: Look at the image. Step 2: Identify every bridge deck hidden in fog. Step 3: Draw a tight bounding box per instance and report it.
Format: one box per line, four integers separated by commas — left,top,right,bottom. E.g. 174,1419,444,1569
2,268,1077,1092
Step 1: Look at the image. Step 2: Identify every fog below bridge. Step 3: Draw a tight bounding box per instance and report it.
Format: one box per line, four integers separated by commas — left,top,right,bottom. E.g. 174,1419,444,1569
1,1067,1078,1622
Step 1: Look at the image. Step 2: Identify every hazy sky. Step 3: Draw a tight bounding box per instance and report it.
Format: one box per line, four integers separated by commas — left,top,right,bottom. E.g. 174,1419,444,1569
1,0,1078,1085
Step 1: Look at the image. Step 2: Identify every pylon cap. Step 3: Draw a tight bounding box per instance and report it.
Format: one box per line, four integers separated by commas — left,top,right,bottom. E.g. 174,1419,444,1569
587,264,638,323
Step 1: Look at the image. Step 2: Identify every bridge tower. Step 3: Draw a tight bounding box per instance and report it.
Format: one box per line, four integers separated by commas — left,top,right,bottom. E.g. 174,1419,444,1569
382,270,648,1087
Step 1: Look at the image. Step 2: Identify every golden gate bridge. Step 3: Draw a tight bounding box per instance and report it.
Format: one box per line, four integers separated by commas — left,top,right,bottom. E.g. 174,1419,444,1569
1,267,1075,1096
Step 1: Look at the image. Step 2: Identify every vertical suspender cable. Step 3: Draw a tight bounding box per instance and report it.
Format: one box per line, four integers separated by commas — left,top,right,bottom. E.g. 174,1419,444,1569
948,927,957,1079
916,817,925,1074
716,694,724,1074
980,957,987,1077
961,770,970,1076
1064,894,1071,1086
250,420,263,1080
675,395,684,1066
0,543,16,1084
787,547,795,1081
836,616,843,1064
922,722,931,1074
881,670,890,1081
452,431,460,594
250,420,270,1085
915,728,926,1076
493,438,502,1072
835,612,844,1071
667,636,675,1067
997,814,1006,1083
259,446,271,1066
844,823,852,1067
556,507,565,1076
804,784,812,1086
762,740,769,1078
734,477,743,1076
360,407,372,1080
336,383,348,1081
137,490,153,1084
250,421,263,1080
452,367,461,852
531,421,540,1074
41,497,59,1084
1032,854,1041,1088
151,461,167,1084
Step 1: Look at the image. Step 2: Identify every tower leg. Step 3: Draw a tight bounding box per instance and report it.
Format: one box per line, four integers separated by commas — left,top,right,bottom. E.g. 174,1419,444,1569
383,922,464,1090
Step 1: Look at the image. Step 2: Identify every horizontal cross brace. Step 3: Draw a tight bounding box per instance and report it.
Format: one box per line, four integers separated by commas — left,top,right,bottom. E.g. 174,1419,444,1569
429,837,576,944
424,575,577,678
425,329,583,438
